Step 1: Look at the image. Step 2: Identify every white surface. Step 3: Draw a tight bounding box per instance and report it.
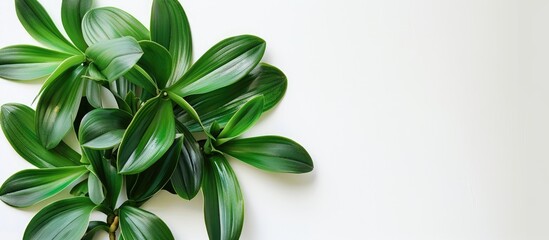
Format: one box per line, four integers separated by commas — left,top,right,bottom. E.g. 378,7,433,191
1,0,549,239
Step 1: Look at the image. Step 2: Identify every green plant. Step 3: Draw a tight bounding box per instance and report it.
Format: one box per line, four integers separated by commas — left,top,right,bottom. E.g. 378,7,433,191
0,0,314,239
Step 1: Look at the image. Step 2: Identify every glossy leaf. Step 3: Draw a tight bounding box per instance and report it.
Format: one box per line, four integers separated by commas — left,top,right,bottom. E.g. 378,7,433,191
171,123,203,200
119,205,175,240
179,63,287,132
37,55,86,99
82,148,122,209
79,108,132,149
203,154,244,240
138,40,173,89
82,221,109,240
127,137,182,202
117,97,176,174
151,0,192,83
123,66,158,95
219,136,314,173
84,78,102,108
70,179,88,196
86,37,144,82
0,103,81,168
217,95,264,144
0,166,88,207
0,45,71,81
23,197,96,240
169,35,266,97
62,0,94,51
36,65,87,149
82,7,150,45
87,170,105,205
15,0,79,54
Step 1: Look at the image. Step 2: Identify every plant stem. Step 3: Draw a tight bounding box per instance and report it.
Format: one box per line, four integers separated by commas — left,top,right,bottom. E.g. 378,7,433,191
109,216,119,240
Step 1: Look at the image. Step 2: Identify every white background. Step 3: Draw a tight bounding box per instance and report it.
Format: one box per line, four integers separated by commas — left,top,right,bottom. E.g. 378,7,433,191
1,0,549,239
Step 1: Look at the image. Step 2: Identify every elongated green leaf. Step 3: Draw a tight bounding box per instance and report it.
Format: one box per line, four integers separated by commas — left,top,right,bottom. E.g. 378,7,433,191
82,148,122,209
36,65,87,149
169,35,266,97
127,137,182,202
119,205,175,240
0,103,81,168
203,154,244,240
219,136,314,173
73,97,95,133
82,221,108,240
62,0,94,51
70,179,88,196
23,197,96,240
151,0,192,84
0,166,87,207
217,95,264,144
138,40,173,89
87,170,105,205
15,0,79,54
82,7,150,45
172,123,203,200
0,45,72,81
37,55,86,100
84,78,102,108
123,66,158,95
79,108,132,149
117,97,176,174
86,37,144,82
179,63,287,132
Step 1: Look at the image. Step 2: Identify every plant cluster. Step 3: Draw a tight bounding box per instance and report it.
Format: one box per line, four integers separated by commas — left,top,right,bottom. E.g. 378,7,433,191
0,0,313,239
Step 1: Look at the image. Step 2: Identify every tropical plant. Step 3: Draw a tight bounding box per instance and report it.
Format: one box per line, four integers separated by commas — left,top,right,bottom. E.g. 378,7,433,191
0,0,314,239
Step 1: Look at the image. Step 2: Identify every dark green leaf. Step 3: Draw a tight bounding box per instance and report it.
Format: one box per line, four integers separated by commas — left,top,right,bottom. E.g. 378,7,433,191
82,221,109,240
127,137,182,202
151,0,192,83
36,55,86,101
15,0,79,54
79,108,132,149
138,40,173,89
117,97,176,174
0,166,88,207
36,65,87,149
82,7,150,45
82,148,122,209
0,103,81,168
73,97,95,134
179,63,287,132
217,95,264,144
23,197,96,240
119,205,175,240
69,179,88,196
171,123,203,200
62,0,94,51
123,66,158,95
219,136,314,173
0,45,72,81
86,37,144,82
84,78,103,108
87,170,105,205
169,35,266,97
203,154,244,240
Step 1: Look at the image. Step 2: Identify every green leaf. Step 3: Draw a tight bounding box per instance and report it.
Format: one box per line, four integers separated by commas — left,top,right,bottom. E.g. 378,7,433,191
203,154,244,240
62,0,94,51
138,40,173,89
151,0,192,84
82,7,150,45
15,0,79,54
82,148,122,209
84,78,102,108
169,35,266,97
82,221,108,240
216,95,264,144
79,108,132,149
37,55,86,99
69,179,88,196
87,170,105,205
23,197,96,240
117,97,176,174
171,123,203,200
0,166,88,207
86,37,144,82
0,103,81,168
123,66,158,95
219,136,314,173
36,65,87,149
179,63,287,132
127,137,182,202
119,205,175,240
0,45,72,81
